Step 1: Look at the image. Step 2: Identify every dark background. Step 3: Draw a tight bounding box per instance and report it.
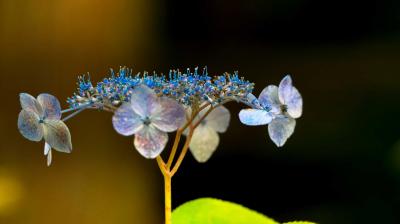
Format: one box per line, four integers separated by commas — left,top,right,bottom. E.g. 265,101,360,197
1,0,400,223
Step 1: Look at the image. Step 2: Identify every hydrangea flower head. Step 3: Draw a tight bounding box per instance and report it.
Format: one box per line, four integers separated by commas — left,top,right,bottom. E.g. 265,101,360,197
112,85,186,158
17,67,303,165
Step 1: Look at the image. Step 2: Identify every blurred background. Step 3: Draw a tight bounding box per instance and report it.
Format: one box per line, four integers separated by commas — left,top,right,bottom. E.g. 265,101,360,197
1,0,399,223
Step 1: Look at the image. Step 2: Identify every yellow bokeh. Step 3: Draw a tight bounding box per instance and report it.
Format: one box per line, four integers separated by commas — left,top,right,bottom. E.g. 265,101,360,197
0,170,23,216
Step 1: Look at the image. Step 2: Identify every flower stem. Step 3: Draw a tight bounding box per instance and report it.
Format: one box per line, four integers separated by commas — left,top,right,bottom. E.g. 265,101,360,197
157,156,172,224
156,104,217,223
164,173,172,224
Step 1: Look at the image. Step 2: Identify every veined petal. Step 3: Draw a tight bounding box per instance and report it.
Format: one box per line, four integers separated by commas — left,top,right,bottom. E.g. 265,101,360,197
203,105,230,133
134,125,168,159
268,116,296,147
278,75,303,118
18,109,43,141
19,93,43,116
151,97,185,132
37,93,61,120
285,87,302,119
278,75,293,104
189,125,219,163
43,120,72,153
130,85,158,117
239,109,273,126
112,103,143,136
258,85,280,114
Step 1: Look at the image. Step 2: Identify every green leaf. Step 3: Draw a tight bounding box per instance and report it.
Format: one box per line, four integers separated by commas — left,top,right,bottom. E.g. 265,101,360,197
172,198,277,224
172,198,317,224
283,222,317,224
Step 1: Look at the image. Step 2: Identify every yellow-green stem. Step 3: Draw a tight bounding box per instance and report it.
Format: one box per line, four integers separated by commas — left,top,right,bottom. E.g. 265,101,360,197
164,173,172,224
157,104,217,224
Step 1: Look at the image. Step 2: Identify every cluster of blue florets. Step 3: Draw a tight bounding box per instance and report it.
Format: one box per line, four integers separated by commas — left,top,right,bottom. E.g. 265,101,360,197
67,67,255,109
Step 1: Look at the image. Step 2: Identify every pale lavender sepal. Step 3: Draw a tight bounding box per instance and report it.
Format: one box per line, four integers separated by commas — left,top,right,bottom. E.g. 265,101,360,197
203,105,231,133
43,120,72,153
268,116,296,147
189,125,219,163
134,125,168,159
19,93,43,116
18,109,43,141
151,97,186,132
278,75,293,105
129,85,159,118
239,109,273,126
278,75,302,118
112,103,144,136
258,85,280,114
285,86,303,119
37,93,62,120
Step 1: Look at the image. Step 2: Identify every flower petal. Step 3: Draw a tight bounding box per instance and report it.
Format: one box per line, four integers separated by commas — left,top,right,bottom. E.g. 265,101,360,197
203,106,230,133
268,116,296,147
246,93,262,108
129,85,158,117
18,110,43,141
134,125,168,159
47,147,52,167
37,93,61,120
258,85,280,114
189,126,219,163
44,142,51,155
43,120,72,153
151,97,186,132
112,103,143,136
19,93,43,116
278,75,303,118
238,109,273,126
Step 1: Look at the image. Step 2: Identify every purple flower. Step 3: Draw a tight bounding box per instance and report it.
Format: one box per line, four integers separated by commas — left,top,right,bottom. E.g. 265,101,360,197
18,93,72,166
112,85,186,158
239,75,303,147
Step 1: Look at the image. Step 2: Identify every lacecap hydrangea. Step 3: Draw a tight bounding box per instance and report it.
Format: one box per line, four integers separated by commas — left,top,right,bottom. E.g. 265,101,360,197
17,67,303,166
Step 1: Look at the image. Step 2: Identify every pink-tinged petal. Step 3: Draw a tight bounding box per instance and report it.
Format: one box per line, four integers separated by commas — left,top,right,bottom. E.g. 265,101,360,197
130,85,159,117
268,116,296,147
258,85,280,114
134,125,168,159
19,93,43,116
18,110,43,141
189,125,219,163
112,103,144,136
278,75,303,118
239,109,273,126
151,97,185,132
203,105,230,133
37,93,61,120
43,120,72,153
